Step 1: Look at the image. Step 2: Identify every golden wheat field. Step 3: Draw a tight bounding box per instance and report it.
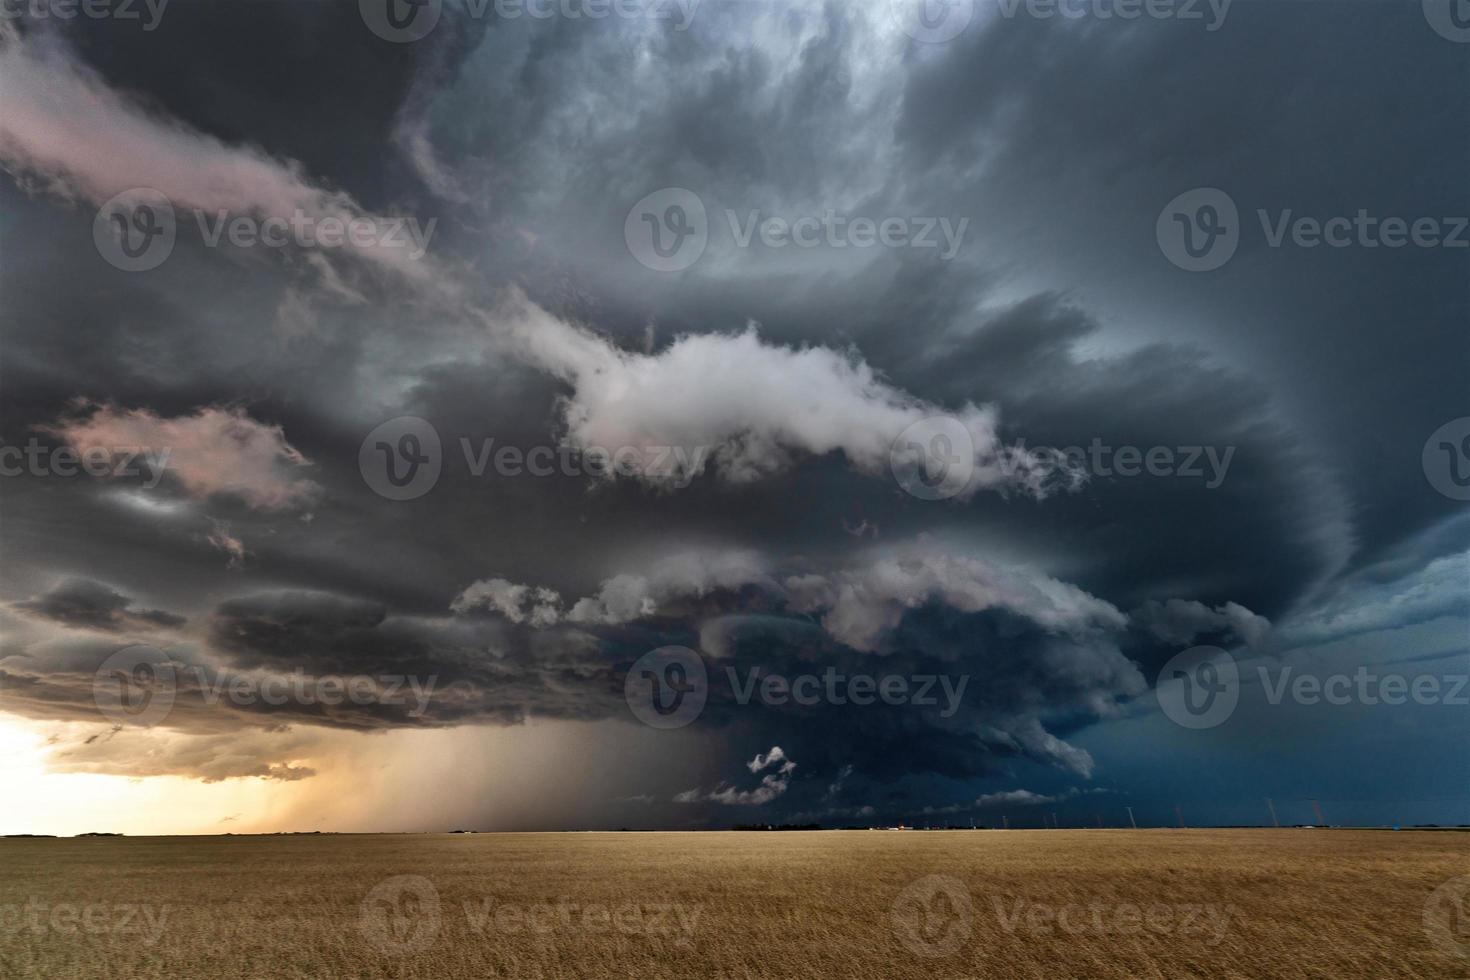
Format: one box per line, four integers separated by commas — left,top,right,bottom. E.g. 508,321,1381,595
1,829,1466,979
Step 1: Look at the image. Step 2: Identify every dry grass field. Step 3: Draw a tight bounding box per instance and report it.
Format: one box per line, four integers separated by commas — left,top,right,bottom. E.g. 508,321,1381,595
1,829,1466,979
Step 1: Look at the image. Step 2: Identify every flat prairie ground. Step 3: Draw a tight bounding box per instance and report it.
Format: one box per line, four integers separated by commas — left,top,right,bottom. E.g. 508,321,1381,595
1,829,1467,979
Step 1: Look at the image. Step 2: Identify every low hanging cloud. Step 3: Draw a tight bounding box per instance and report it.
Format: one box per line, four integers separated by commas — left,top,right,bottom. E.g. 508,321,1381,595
43,726,319,783
491,293,1078,497
453,551,775,627
12,578,185,634
973,788,1056,808
43,402,318,510
1132,598,1271,649
784,549,1128,653
675,746,797,806
454,544,1126,656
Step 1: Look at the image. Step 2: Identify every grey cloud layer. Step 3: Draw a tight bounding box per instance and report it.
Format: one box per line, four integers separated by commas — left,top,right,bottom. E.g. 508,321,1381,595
0,2,1463,823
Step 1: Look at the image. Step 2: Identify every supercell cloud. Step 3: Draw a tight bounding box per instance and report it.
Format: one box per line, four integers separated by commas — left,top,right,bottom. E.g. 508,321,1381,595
0,1,1465,831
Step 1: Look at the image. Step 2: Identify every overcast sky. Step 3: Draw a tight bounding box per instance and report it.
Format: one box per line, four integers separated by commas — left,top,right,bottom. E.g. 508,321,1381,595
0,0,1466,834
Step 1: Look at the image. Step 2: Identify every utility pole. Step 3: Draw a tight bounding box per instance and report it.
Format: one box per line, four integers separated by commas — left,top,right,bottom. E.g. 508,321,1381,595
1126,806,1137,829
1265,798,1280,828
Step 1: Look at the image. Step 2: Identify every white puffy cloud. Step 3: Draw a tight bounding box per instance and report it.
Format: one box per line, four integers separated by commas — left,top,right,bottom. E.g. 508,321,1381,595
451,577,563,627
490,292,1078,497
676,746,797,806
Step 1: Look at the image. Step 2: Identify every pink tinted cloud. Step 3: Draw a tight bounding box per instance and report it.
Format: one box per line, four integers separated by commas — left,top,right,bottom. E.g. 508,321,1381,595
44,403,318,510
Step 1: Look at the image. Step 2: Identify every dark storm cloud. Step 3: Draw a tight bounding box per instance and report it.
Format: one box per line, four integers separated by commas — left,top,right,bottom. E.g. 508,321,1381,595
0,1,1464,823
12,578,186,633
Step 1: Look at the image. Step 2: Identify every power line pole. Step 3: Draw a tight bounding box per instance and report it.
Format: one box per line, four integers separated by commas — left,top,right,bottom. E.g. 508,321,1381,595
1265,798,1280,828
1126,806,1137,829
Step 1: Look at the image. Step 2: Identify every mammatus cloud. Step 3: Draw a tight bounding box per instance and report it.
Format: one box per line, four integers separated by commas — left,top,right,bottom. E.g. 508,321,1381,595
676,746,796,806
43,402,318,510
